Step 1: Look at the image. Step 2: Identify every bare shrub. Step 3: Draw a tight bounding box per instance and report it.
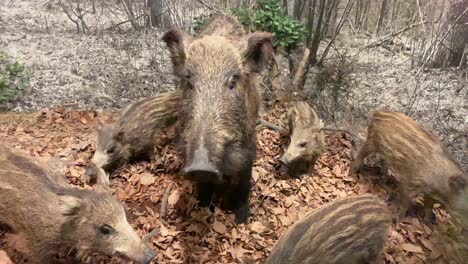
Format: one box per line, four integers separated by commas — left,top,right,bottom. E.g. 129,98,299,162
305,51,356,125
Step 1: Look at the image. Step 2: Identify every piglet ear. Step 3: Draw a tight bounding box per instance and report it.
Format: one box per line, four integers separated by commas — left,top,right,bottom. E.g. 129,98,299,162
58,194,82,216
162,27,187,76
244,32,273,73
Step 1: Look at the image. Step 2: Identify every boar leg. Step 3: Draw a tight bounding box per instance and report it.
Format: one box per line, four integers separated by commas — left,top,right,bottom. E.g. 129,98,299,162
350,141,372,174
197,182,214,208
231,180,251,224
423,195,437,224
397,185,413,221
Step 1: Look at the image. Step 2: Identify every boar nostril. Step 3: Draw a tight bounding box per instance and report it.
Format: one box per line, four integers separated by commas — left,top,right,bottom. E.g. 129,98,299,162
184,146,222,182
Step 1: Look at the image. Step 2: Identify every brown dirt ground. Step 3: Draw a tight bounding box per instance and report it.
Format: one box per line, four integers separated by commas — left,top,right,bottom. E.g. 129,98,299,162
0,106,466,264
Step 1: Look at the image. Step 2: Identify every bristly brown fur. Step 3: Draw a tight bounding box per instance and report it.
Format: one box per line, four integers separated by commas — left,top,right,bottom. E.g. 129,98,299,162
89,91,181,180
351,111,468,226
162,15,273,223
0,146,155,264
280,101,325,177
265,194,391,264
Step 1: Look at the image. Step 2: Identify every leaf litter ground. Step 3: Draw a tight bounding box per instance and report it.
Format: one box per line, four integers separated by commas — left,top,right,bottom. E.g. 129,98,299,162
0,106,466,264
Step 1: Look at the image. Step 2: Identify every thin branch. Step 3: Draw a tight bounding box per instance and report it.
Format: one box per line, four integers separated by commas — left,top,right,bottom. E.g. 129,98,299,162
160,182,174,225
256,119,288,135
360,20,428,51
417,6,468,75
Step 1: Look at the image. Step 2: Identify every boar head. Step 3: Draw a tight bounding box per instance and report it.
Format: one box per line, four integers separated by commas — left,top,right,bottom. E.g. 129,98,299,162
162,27,272,183
280,102,325,164
59,191,156,264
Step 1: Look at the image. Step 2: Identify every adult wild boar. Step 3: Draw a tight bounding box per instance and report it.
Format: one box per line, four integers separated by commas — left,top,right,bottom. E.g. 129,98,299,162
162,15,273,224
0,146,156,264
351,111,468,227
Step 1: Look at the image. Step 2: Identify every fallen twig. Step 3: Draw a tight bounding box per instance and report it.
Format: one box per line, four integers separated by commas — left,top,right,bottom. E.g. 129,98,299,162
160,182,174,224
360,21,428,51
143,228,160,242
256,119,288,136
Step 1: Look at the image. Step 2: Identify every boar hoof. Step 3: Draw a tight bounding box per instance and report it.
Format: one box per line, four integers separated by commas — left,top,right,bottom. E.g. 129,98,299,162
423,211,437,225
234,204,249,224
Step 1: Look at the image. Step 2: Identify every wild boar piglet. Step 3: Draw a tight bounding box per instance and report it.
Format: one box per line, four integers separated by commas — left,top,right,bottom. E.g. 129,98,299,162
265,194,391,264
351,111,468,227
0,146,156,264
86,91,181,185
280,101,325,177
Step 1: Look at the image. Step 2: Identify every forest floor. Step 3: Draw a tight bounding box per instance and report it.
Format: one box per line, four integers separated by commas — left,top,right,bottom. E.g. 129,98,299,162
0,1,467,264
0,107,466,264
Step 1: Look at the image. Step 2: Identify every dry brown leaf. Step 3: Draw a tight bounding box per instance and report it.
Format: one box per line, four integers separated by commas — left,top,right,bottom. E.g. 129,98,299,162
250,221,266,233
139,173,155,186
228,245,250,262
213,220,227,234
0,250,12,264
168,189,180,206
401,243,424,254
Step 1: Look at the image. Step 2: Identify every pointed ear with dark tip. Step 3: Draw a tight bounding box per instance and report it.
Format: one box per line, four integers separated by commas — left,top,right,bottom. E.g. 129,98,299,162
449,175,467,194
113,131,124,142
244,32,273,73
58,195,82,216
162,27,187,76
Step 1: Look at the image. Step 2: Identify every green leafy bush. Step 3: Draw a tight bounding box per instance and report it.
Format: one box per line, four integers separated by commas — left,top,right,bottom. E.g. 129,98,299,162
193,0,306,52
253,0,306,52
0,51,30,107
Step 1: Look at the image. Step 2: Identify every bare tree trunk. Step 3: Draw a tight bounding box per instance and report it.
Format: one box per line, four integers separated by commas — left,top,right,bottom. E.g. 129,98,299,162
283,0,289,15
355,0,362,32
376,0,388,34
306,0,317,45
309,0,326,66
293,0,304,19
147,0,163,27
321,0,337,39
362,0,371,32
390,0,400,30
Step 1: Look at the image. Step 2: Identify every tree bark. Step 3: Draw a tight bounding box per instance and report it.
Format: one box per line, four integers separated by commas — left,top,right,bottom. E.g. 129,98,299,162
147,0,163,27
309,0,326,66
376,0,388,34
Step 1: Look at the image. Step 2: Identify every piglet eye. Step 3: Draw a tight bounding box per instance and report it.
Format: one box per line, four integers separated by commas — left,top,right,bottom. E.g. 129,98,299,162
99,224,114,235
298,141,307,148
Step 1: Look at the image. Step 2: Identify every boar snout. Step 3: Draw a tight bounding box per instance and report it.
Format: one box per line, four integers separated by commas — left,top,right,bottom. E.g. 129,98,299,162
183,146,222,183
279,153,290,164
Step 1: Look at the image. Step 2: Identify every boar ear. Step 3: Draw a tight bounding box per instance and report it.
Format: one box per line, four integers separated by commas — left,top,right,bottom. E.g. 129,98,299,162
58,195,82,216
113,131,124,142
244,32,273,73
449,175,467,194
162,27,186,76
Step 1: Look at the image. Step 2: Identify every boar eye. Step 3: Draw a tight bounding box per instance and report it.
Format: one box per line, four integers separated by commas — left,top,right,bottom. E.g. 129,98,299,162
228,74,240,90
298,141,307,148
99,224,114,235
106,146,115,154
